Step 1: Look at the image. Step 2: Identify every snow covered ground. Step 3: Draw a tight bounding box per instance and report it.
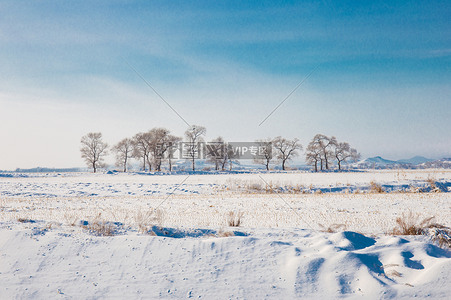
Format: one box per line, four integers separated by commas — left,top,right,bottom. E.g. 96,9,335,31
1,170,450,299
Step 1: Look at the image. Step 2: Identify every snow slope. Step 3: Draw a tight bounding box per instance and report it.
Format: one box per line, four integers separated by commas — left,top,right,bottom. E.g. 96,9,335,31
1,225,449,299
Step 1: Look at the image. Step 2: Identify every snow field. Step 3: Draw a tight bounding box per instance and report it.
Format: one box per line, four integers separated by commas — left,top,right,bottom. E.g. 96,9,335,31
1,193,450,235
0,170,450,299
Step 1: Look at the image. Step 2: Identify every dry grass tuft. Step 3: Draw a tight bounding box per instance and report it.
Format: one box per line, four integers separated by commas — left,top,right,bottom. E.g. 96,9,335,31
64,212,79,226
391,212,435,235
17,218,33,223
318,223,347,233
227,211,243,227
135,209,164,234
82,213,116,236
391,212,451,248
369,181,385,193
426,226,451,248
216,230,235,237
85,220,115,236
386,270,402,278
426,177,441,193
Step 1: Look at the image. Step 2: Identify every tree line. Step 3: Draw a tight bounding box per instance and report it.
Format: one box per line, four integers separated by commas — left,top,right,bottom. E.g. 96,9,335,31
80,126,359,173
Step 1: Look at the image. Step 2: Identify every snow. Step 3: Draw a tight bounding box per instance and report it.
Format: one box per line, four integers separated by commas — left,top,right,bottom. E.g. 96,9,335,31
0,170,450,298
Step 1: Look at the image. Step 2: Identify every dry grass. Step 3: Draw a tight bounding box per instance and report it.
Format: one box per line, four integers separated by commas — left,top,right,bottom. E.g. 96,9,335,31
391,212,435,235
426,177,441,193
369,181,385,193
391,212,451,248
427,227,451,248
216,230,235,237
318,223,347,233
227,211,243,227
225,179,308,194
64,212,79,226
17,218,33,223
82,213,116,236
135,209,164,234
84,221,115,236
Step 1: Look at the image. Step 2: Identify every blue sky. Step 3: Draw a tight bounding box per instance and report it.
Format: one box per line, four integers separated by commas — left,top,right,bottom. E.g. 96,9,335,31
1,1,450,169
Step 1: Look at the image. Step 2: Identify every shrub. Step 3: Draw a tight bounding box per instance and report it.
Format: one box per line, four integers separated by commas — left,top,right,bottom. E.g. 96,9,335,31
227,211,243,227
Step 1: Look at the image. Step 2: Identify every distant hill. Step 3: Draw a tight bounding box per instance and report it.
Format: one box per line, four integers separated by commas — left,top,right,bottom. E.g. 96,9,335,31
419,158,451,169
354,156,450,169
397,156,434,165
14,167,82,173
365,156,397,165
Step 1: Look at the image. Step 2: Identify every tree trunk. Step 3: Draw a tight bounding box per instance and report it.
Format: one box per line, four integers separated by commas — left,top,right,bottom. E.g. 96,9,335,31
156,159,161,172
282,160,285,171
93,162,96,173
168,158,172,172
338,160,341,170
314,161,318,172
147,158,152,172
192,157,195,171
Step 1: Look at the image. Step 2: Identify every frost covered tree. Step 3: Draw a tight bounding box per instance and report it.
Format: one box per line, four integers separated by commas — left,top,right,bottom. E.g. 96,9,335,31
147,128,181,172
132,132,152,171
334,142,360,170
253,138,273,171
112,138,133,172
166,135,182,172
206,137,226,171
148,128,170,172
184,125,206,171
305,140,322,172
80,132,108,173
311,134,336,170
220,143,233,171
272,136,302,171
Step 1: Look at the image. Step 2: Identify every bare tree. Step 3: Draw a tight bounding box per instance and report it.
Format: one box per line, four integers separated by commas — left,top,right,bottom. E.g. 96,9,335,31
166,135,182,172
206,137,226,171
112,138,133,172
80,132,108,173
132,132,152,171
148,128,171,172
272,136,302,170
311,134,336,170
220,144,230,171
184,125,206,171
334,142,360,170
305,140,322,172
227,144,239,171
253,138,273,171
